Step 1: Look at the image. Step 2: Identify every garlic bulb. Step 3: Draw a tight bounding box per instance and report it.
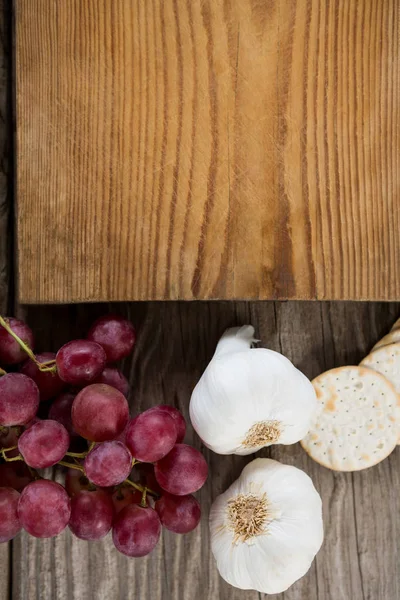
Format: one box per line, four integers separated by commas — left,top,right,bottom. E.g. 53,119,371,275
189,326,316,455
210,458,323,594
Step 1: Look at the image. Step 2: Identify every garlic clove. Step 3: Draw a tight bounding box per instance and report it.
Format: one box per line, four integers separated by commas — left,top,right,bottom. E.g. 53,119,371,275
214,325,258,357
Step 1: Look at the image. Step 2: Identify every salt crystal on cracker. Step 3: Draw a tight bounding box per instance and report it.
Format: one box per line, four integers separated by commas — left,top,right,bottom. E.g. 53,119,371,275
301,366,399,471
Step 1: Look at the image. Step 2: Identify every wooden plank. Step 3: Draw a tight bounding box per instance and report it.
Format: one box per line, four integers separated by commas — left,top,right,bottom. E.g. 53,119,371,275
0,0,11,597
10,300,399,600
15,0,400,303
0,544,9,600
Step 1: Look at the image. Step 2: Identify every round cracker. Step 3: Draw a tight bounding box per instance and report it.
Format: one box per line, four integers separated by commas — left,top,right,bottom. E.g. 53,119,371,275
391,317,400,331
360,343,400,444
372,330,400,351
301,366,399,471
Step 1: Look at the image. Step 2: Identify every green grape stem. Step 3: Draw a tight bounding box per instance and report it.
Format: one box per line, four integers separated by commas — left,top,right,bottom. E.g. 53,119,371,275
65,442,96,460
57,460,158,496
1,446,21,461
1,453,23,462
27,466,41,480
65,450,90,459
58,460,85,472
0,316,57,373
140,487,148,507
1,445,18,454
124,478,158,498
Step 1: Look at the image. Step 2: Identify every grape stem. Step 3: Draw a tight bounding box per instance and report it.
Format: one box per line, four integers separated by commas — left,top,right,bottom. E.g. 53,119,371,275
65,450,89,459
0,316,57,373
1,445,23,462
57,460,158,496
58,460,85,472
63,441,95,459
124,478,158,498
27,465,41,480
0,367,6,376
140,487,148,507
1,445,18,452
40,360,57,368
2,453,23,462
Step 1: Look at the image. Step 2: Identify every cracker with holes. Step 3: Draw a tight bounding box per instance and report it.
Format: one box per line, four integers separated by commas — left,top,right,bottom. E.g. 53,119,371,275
372,330,400,351
361,343,400,444
301,366,399,471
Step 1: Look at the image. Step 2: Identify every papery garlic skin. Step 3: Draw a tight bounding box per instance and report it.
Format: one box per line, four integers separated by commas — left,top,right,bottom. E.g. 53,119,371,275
189,326,317,455
210,458,323,594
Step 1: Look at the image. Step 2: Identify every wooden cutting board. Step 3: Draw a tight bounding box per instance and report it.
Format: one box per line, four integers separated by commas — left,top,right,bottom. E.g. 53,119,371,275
15,0,399,303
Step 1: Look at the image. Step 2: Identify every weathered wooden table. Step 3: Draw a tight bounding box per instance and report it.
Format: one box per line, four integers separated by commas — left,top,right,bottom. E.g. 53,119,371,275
1,3,399,599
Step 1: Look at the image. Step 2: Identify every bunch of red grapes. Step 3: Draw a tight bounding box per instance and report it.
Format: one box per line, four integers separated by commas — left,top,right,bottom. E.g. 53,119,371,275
0,315,208,557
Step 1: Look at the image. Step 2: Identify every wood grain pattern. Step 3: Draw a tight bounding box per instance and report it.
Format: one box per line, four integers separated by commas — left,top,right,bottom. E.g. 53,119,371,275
15,0,400,303
8,300,399,600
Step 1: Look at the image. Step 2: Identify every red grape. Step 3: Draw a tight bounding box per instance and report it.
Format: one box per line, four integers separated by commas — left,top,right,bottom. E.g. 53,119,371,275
87,315,136,362
65,468,92,498
0,373,39,426
93,367,129,397
148,405,186,443
0,317,34,365
112,504,161,557
18,420,70,469
84,441,132,487
72,384,129,442
0,426,20,458
0,463,33,492
20,352,64,401
48,392,78,437
18,480,71,538
155,444,208,495
69,490,115,541
155,493,201,533
111,486,142,514
125,409,177,462
0,487,21,542
56,340,106,385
